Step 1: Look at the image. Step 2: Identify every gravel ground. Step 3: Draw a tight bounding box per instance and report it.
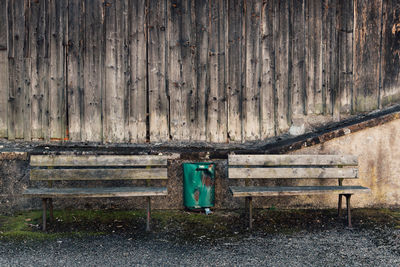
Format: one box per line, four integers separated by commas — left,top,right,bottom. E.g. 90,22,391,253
1,227,399,266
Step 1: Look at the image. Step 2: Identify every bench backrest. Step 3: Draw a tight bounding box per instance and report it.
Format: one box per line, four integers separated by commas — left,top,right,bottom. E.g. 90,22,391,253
228,154,358,179
30,155,173,181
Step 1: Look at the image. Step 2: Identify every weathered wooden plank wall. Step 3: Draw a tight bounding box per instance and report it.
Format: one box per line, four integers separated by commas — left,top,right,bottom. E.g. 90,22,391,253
0,0,399,144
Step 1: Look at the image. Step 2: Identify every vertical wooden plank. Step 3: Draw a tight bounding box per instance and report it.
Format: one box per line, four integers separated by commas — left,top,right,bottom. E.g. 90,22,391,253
128,0,147,143
181,0,195,141
242,0,261,141
8,0,29,140
290,0,306,117
0,0,8,138
337,0,354,115
193,0,208,141
67,0,84,141
168,0,187,141
148,0,169,142
380,0,400,107
185,0,199,141
49,0,67,140
274,0,290,134
353,0,382,112
227,0,242,142
30,0,41,139
260,0,275,139
82,0,103,142
104,0,126,142
305,0,323,115
322,0,338,116
207,0,227,142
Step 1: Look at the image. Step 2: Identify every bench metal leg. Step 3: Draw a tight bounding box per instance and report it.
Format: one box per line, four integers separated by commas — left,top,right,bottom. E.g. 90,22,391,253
246,196,253,229
338,194,343,217
345,194,352,228
146,196,151,232
42,198,47,231
49,198,54,222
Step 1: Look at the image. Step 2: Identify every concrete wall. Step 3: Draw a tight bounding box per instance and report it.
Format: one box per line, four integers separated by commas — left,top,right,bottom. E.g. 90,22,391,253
1,117,399,213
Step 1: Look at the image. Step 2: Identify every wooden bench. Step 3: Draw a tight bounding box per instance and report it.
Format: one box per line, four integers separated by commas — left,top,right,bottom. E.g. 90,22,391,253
23,154,175,231
228,154,371,228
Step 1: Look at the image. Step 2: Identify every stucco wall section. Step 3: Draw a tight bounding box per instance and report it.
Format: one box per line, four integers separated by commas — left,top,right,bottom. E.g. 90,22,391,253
288,118,400,208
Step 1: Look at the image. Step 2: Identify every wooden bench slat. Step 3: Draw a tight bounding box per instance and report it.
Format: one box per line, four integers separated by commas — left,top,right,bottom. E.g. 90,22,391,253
228,167,358,179
230,186,371,197
228,154,358,166
30,155,179,167
23,187,168,198
30,168,168,181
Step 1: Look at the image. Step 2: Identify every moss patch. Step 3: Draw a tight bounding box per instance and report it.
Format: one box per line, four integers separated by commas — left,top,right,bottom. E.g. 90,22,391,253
0,208,399,243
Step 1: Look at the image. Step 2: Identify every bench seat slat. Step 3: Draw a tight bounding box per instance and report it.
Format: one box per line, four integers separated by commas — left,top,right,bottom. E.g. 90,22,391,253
229,155,358,166
229,167,358,179
30,155,178,167
23,187,168,198
30,168,168,181
230,186,371,197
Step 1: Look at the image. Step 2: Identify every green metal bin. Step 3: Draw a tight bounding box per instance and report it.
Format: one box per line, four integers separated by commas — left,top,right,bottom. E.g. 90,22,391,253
183,162,215,209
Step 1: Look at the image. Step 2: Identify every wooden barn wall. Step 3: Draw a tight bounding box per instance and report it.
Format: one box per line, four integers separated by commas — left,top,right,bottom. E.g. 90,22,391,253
0,0,399,144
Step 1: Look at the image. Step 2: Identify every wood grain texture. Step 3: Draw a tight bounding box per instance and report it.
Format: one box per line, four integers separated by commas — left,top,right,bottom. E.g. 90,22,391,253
30,155,176,166
338,0,354,115
290,0,305,116
274,0,290,134
193,0,208,141
380,0,400,108
305,0,323,115
1,0,397,144
260,0,275,138
67,0,84,141
230,185,370,197
243,0,261,141
82,0,103,142
105,0,125,142
207,0,227,143
353,0,382,112
128,0,147,143
228,167,358,179
228,154,358,166
0,0,8,138
226,0,242,142
30,168,168,181
148,0,169,142
23,187,168,198
49,0,67,140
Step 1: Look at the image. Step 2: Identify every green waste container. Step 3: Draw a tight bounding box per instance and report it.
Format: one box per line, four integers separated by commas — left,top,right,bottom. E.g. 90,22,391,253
183,163,215,209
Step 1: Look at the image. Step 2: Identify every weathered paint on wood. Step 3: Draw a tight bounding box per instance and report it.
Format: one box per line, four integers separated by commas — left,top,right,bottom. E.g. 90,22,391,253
230,185,370,197
228,154,358,166
23,187,168,198
228,167,358,179
30,168,168,181
30,154,176,166
0,0,397,144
